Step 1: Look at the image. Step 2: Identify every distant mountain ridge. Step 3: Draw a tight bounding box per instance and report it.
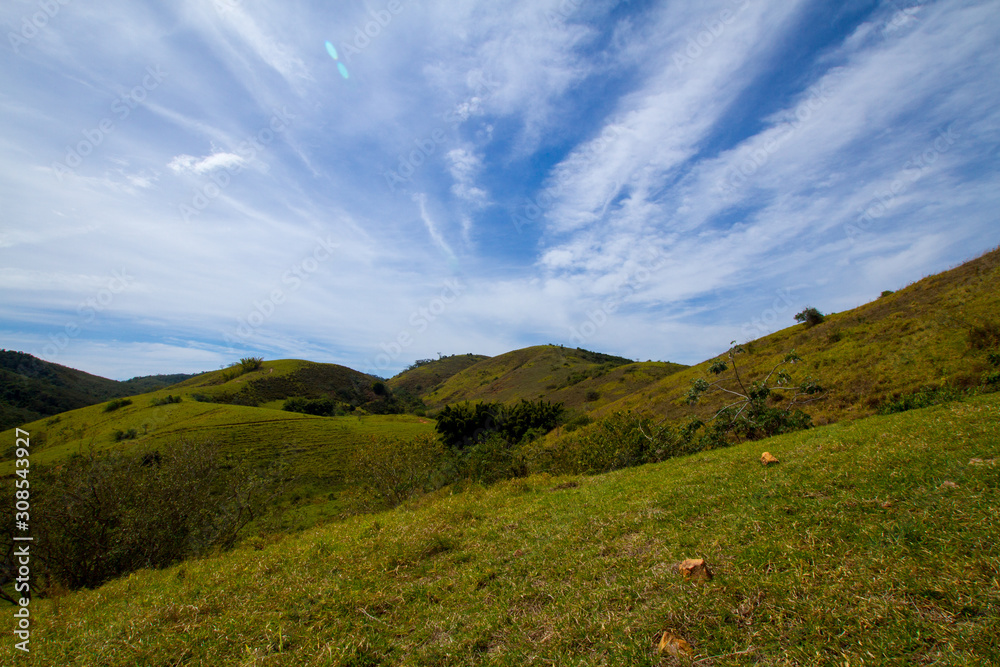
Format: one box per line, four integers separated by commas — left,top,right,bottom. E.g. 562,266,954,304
0,350,199,430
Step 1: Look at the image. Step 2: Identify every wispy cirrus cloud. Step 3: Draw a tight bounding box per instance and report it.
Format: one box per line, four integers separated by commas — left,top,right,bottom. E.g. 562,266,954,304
0,0,997,378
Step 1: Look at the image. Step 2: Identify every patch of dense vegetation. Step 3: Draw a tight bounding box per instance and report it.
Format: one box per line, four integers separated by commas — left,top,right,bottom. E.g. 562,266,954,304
0,440,286,596
434,399,565,450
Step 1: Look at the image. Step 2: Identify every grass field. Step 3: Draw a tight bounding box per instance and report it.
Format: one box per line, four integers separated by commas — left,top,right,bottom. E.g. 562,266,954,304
0,388,435,497
419,346,686,415
600,247,1000,428
9,391,998,666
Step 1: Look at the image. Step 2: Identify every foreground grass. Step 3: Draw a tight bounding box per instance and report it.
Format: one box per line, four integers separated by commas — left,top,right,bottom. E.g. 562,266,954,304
6,394,999,666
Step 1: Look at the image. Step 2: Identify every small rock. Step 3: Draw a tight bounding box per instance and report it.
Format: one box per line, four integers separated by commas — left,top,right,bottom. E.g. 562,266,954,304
970,458,996,466
657,631,693,657
760,452,779,466
940,481,959,490
678,558,713,581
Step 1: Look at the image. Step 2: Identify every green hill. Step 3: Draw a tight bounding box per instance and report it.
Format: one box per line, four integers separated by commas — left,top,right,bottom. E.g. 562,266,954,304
420,345,686,415
0,350,198,430
10,391,998,665
388,354,492,396
171,358,393,411
0,359,437,502
597,246,1000,428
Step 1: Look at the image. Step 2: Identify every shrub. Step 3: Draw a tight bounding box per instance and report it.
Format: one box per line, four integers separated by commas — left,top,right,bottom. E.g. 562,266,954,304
687,345,823,444
968,321,1000,350
112,428,138,442
531,411,705,475
435,399,564,450
794,307,825,327
239,357,264,373
103,398,132,412
1,439,285,593
880,290,894,298
150,394,182,407
283,397,337,417
346,434,446,508
563,414,592,433
585,390,601,402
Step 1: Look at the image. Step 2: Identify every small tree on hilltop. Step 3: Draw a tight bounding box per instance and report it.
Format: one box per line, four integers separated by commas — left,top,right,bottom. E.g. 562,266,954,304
794,307,825,327
686,343,824,444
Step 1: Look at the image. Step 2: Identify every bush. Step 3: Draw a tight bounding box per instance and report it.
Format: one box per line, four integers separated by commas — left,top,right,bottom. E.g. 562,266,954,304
150,394,182,407
794,307,825,327
346,434,446,509
435,399,564,450
877,386,965,415
112,428,138,442
968,321,1000,350
283,397,338,417
585,390,601,402
239,357,264,373
0,440,285,593
686,345,823,444
563,414,592,433
103,398,132,412
880,290,894,298
530,411,704,475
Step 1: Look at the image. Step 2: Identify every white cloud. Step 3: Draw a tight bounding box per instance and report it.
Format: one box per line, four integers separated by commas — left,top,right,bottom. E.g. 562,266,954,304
168,151,245,174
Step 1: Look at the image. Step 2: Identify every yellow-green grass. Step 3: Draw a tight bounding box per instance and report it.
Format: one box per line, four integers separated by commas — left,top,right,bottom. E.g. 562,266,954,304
10,392,999,666
388,354,492,395
0,392,435,485
421,345,686,414
170,359,379,406
598,246,1000,428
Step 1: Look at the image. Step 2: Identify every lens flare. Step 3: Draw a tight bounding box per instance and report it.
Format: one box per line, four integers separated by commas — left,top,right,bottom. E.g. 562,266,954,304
325,40,349,79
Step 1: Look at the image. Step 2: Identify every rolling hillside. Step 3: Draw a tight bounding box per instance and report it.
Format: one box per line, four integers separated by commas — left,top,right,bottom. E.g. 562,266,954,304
10,391,998,665
171,359,384,408
419,345,687,414
0,359,437,493
388,354,491,396
0,350,197,430
596,246,1000,427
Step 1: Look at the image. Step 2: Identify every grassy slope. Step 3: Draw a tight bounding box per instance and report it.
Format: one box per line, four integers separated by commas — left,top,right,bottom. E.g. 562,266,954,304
388,354,492,396
11,392,998,665
170,359,383,409
421,345,686,414
0,351,195,430
0,359,435,486
599,247,1000,427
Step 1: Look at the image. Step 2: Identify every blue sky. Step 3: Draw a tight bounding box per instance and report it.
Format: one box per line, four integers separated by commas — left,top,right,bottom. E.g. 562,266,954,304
1,0,998,380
